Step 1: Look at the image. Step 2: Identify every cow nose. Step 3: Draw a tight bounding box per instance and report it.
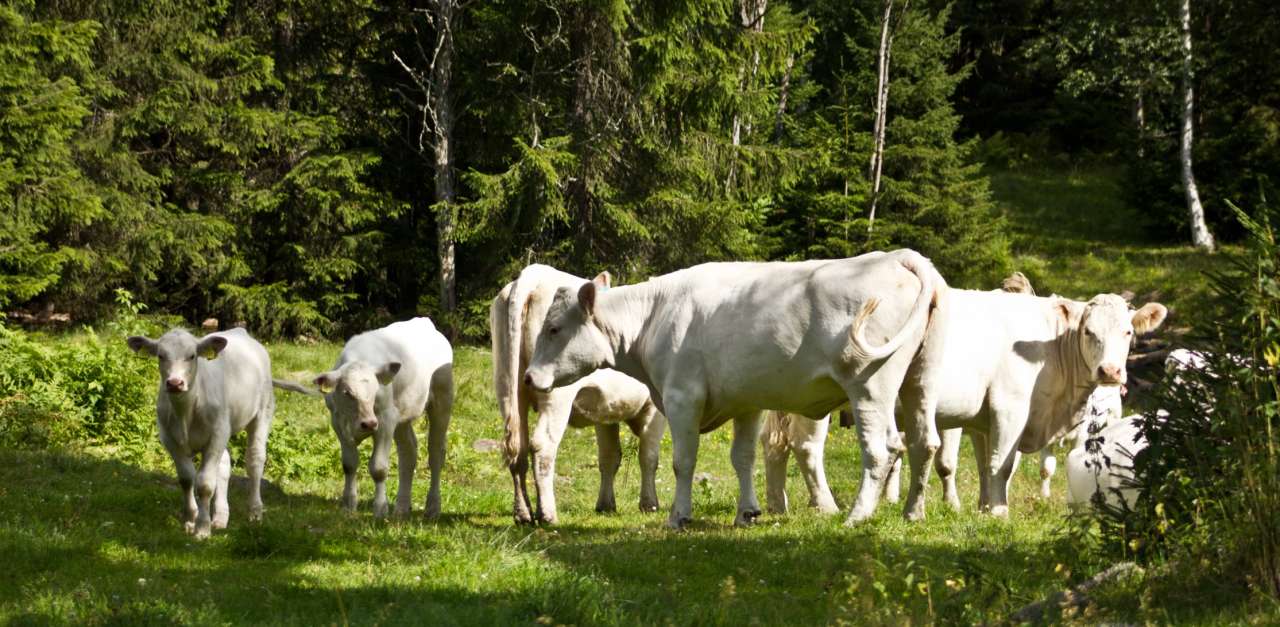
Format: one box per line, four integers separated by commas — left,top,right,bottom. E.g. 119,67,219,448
1097,364,1124,384
165,378,185,392
360,419,378,431
523,372,534,387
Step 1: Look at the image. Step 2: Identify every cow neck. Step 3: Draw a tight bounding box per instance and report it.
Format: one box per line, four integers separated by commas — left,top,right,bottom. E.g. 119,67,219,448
1044,299,1096,434
592,281,658,379
163,372,204,436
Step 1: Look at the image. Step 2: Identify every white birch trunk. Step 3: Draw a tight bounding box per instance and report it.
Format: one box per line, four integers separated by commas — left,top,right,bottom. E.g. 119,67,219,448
867,0,894,233
1180,0,1215,251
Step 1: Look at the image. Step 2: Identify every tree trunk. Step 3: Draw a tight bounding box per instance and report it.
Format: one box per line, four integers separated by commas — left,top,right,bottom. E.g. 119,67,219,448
866,0,895,233
731,0,768,148
1179,0,1215,252
1133,87,1145,158
772,53,794,143
431,0,458,314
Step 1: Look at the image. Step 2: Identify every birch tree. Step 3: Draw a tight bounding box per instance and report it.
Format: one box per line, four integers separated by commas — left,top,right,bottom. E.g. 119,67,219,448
867,0,908,232
1179,0,1215,251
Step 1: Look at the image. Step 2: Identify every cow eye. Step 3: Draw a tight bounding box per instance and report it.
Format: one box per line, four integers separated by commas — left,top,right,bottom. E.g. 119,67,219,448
189,352,197,360
548,327,560,336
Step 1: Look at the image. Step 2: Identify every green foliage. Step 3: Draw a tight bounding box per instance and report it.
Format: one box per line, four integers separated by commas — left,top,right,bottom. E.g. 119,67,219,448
1099,198,1280,599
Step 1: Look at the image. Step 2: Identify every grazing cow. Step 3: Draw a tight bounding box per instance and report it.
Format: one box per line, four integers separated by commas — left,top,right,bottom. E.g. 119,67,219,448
492,265,667,524
126,328,275,539
313,318,453,519
903,290,1166,517
524,249,947,528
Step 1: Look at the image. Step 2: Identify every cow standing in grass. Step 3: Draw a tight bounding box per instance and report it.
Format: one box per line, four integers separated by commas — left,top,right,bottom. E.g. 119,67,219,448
492,265,666,524
126,328,275,539
524,250,947,528
313,317,453,519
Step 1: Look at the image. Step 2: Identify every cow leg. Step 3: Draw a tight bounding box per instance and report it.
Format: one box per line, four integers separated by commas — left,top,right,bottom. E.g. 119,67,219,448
971,430,992,511
846,392,903,525
530,392,573,524
368,425,396,519
731,412,763,527
986,416,1022,517
211,449,231,529
1039,448,1057,499
509,392,534,524
934,428,963,511
193,443,225,540
594,423,622,513
631,407,664,513
393,422,418,517
761,415,792,515
424,374,453,520
664,388,705,530
882,454,903,504
172,453,199,534
338,436,360,512
900,392,941,521
244,414,270,522
793,415,839,514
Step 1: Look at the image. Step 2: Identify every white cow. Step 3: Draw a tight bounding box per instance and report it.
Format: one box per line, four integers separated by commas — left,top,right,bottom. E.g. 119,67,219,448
313,317,453,519
905,290,1166,516
1065,385,1143,510
524,249,947,528
491,265,666,524
126,328,275,539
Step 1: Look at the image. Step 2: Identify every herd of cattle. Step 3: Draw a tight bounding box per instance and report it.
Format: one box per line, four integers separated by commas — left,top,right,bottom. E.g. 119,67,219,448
125,249,1180,538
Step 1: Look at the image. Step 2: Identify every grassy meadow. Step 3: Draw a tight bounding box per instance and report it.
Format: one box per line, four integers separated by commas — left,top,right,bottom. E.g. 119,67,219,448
0,162,1262,625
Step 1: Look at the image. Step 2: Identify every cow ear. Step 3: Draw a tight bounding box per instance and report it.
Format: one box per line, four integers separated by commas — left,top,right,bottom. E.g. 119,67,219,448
197,335,228,360
313,371,338,393
592,271,612,291
1132,303,1168,335
126,336,158,356
1055,301,1073,325
578,280,597,317
376,362,401,385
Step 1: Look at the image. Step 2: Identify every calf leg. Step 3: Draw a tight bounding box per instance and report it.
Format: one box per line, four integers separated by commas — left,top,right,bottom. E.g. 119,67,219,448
900,391,941,521
761,414,792,515
212,449,231,529
731,413,764,527
1039,448,1057,499
594,423,622,513
393,423,418,517
934,428,963,511
631,407,664,513
792,415,839,514
172,454,199,534
509,393,534,524
424,380,452,520
971,431,992,511
368,426,396,519
245,415,270,521
986,414,1023,518
530,393,574,524
193,444,225,540
338,437,360,512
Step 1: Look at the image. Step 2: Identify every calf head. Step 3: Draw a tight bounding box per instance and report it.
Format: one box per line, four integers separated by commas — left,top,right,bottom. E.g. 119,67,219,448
127,330,228,394
1072,294,1167,386
524,274,613,393
314,361,401,432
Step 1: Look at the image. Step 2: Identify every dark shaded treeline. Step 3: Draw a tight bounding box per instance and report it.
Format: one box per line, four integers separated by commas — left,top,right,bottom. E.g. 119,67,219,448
3,0,1277,340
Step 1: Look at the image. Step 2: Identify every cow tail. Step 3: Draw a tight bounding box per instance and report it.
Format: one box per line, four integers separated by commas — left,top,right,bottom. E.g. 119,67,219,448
845,251,940,363
272,378,322,397
763,411,792,455
495,274,537,467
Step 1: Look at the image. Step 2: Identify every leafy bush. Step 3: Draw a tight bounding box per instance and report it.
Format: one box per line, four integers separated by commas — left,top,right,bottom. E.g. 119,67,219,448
1100,199,1280,598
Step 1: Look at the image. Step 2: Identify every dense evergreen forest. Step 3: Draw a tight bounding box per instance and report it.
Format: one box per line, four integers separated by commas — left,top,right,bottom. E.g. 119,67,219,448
4,0,1278,340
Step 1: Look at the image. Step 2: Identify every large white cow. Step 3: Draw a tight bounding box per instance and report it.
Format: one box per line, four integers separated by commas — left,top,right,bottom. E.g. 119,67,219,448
126,328,275,539
902,290,1166,516
524,249,947,528
313,317,453,519
492,265,667,524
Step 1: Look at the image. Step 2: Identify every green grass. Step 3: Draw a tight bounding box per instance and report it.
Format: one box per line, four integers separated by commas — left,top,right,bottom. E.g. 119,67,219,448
989,162,1239,325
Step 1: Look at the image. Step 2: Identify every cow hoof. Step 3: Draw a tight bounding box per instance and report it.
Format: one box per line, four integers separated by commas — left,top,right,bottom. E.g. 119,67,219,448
212,517,229,530
665,515,692,530
248,508,263,523
595,502,617,514
988,505,1009,518
183,521,196,535
639,502,660,513
194,526,211,540
424,505,441,521
538,514,558,525
513,512,534,525
814,501,840,515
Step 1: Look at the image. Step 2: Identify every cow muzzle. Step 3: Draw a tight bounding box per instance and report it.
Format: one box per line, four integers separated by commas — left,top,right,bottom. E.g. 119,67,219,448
165,378,188,393
523,370,553,393
359,418,378,432
1096,364,1125,385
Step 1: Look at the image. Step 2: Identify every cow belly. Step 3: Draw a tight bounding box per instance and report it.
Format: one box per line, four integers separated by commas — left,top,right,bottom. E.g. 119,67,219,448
707,376,846,424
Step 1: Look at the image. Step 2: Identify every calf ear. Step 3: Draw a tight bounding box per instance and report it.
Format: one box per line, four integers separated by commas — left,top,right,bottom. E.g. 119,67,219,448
1132,303,1168,335
197,335,229,360
126,336,158,356
376,362,402,385
313,371,338,393
592,271,612,291
578,280,597,317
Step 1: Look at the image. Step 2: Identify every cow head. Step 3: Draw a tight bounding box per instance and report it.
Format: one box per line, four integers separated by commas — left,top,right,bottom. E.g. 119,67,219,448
314,361,400,433
1071,295,1167,386
127,329,227,395
524,274,613,393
